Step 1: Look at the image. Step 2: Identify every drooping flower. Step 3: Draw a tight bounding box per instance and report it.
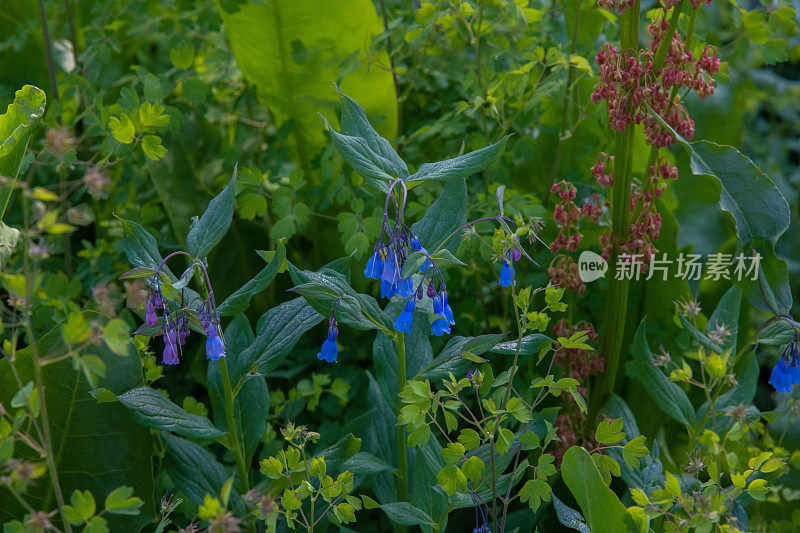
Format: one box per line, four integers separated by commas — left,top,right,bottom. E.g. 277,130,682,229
394,298,416,334
397,277,414,298
364,248,384,280
317,316,339,363
431,318,451,336
410,235,433,273
769,338,799,393
441,290,455,326
162,328,179,365
769,358,795,394
204,324,226,360
380,250,400,298
145,298,158,327
498,251,516,287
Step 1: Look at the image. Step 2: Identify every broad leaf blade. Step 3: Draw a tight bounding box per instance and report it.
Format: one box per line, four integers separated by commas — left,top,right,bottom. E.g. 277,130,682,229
217,239,286,316
0,84,46,220
186,167,236,258
115,387,225,439
407,136,509,183
632,320,696,428
561,447,639,533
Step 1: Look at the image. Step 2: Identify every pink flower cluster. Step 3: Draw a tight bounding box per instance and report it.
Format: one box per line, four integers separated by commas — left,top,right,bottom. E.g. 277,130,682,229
591,17,721,149
547,181,605,296
598,160,678,266
591,152,614,188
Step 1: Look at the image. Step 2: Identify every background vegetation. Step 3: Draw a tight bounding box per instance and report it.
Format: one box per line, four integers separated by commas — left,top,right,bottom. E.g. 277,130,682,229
1,0,799,531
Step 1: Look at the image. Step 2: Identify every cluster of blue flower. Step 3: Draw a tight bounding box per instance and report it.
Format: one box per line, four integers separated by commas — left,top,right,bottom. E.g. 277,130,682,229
769,336,799,393
367,231,455,338
141,261,226,365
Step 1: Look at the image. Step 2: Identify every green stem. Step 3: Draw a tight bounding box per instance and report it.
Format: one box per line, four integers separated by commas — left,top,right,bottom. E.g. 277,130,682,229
592,0,641,416
395,333,408,533
218,357,250,493
22,194,72,533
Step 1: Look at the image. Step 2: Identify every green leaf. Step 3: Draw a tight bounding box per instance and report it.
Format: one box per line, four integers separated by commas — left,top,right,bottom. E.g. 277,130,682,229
217,239,286,316
109,114,135,144
496,427,514,455
632,320,696,428
114,387,225,439
338,89,408,178
0,85,45,221
316,434,362,471
102,319,131,356
461,456,485,483
678,139,792,312
622,436,649,470
217,0,397,172
289,266,392,332
595,418,625,445
410,178,467,253
116,216,167,273
491,334,552,356
104,486,144,515
440,442,466,464
169,39,195,69
707,285,742,353
0,332,155,530
0,221,20,265
406,136,510,183
561,447,639,533
163,433,241,510
325,122,397,192
379,502,435,526
552,494,591,533
436,464,467,496
186,167,236,258
341,451,394,476
231,297,323,382
518,478,551,512
141,135,166,161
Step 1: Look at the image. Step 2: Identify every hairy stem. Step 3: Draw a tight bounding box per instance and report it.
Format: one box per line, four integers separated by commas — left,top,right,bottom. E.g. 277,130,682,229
592,0,641,416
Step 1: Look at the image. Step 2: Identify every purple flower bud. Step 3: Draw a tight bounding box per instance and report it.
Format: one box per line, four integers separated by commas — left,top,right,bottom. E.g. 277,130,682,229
426,281,437,299
512,247,522,262
145,299,158,327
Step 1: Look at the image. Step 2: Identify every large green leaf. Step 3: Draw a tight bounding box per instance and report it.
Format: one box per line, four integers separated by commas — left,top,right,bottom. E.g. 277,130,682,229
631,320,696,428
113,387,225,440
217,239,286,316
410,178,467,253
676,139,792,312
230,297,324,382
163,433,241,511
186,167,236,259
561,446,639,533
289,266,393,332
0,84,46,220
217,0,397,174
406,136,510,184
0,335,155,530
